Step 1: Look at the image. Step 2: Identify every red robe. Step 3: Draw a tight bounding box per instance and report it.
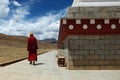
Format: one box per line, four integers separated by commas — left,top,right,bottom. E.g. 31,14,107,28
27,35,38,61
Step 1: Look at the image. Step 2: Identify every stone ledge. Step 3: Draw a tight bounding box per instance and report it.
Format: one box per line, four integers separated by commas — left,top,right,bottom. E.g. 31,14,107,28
67,6,120,18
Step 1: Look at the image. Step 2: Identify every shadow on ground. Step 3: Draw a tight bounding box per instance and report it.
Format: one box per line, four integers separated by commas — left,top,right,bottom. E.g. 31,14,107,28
34,63,44,66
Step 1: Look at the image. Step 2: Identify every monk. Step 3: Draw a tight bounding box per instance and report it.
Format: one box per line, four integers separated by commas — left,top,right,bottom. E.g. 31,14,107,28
27,32,38,65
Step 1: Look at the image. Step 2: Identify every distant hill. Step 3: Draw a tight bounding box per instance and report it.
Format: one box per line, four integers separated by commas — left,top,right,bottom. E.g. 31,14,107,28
41,38,57,43
0,33,57,49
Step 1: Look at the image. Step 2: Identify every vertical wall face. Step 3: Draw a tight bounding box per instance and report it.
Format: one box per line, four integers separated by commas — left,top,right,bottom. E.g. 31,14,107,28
67,35,120,70
58,2,120,70
58,18,120,70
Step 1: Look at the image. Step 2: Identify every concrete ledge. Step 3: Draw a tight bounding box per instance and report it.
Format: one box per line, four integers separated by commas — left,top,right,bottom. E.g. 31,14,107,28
0,58,27,67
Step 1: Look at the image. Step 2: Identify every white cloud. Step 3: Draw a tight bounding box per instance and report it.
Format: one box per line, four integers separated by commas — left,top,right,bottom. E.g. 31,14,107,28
0,0,9,18
13,1,21,6
26,11,64,40
0,0,65,40
13,7,29,21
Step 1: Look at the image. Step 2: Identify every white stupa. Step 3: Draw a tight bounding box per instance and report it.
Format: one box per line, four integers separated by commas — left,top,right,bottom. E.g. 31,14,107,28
72,0,120,7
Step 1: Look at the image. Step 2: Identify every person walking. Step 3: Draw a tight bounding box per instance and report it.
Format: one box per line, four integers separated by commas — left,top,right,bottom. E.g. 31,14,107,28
27,32,38,65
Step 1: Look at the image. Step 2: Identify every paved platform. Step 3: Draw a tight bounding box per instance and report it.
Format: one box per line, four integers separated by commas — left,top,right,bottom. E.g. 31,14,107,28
0,50,120,80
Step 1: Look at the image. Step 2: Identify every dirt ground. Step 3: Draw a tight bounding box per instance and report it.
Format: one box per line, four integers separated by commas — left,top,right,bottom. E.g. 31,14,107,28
0,46,52,65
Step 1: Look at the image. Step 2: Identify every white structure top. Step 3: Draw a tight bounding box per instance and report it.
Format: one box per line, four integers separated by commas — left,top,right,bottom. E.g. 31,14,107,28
72,0,120,7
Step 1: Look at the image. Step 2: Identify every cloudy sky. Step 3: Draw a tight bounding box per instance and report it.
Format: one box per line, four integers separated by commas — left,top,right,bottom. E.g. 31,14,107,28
0,0,72,40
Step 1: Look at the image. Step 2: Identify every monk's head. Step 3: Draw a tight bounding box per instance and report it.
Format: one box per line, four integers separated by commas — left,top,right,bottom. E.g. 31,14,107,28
30,32,33,36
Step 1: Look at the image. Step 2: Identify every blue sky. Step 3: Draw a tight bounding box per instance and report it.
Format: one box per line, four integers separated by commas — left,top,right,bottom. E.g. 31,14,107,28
0,0,73,40
14,0,72,18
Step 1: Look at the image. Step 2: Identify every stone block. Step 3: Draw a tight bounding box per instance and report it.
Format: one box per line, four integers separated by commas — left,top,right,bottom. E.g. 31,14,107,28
70,55,79,60
74,50,80,55
110,40,116,44
105,55,119,60
110,60,116,65
89,40,95,44
99,45,105,49
78,66,85,70
115,50,120,54
76,12,93,18
78,35,84,39
89,50,95,54
68,7,80,13
104,35,120,39
95,50,109,54
89,61,95,65
99,55,105,60
85,7,98,12
100,66,120,70
84,45,99,50
99,35,105,39
67,13,75,18
68,35,79,39
74,40,89,45
68,39,74,44
95,40,110,44
115,40,120,44
79,45,84,49
116,12,120,17
99,12,110,19
104,45,120,50
74,50,89,55
95,61,110,65
74,12,81,18
109,12,117,18
67,66,75,70
105,6,120,12
73,60,79,66
69,50,74,55
78,55,84,60
76,60,90,66
108,50,115,55
79,7,86,12
67,66,85,70
84,35,100,40
84,66,100,70
116,60,120,65
85,54,99,60
69,45,79,49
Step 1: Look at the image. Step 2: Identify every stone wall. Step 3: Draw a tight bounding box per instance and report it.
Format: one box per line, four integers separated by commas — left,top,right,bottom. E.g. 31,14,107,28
67,6,120,19
65,35,120,70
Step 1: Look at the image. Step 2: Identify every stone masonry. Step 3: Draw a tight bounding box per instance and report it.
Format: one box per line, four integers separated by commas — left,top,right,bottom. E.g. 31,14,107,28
64,35,120,70
67,6,120,19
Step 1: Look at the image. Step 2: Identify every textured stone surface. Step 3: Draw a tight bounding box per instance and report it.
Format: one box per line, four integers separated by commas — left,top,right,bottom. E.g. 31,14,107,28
65,35,120,70
66,6,120,19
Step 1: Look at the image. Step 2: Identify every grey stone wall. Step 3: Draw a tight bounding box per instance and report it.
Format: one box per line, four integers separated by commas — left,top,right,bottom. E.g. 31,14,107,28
65,35,120,70
66,6,120,19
